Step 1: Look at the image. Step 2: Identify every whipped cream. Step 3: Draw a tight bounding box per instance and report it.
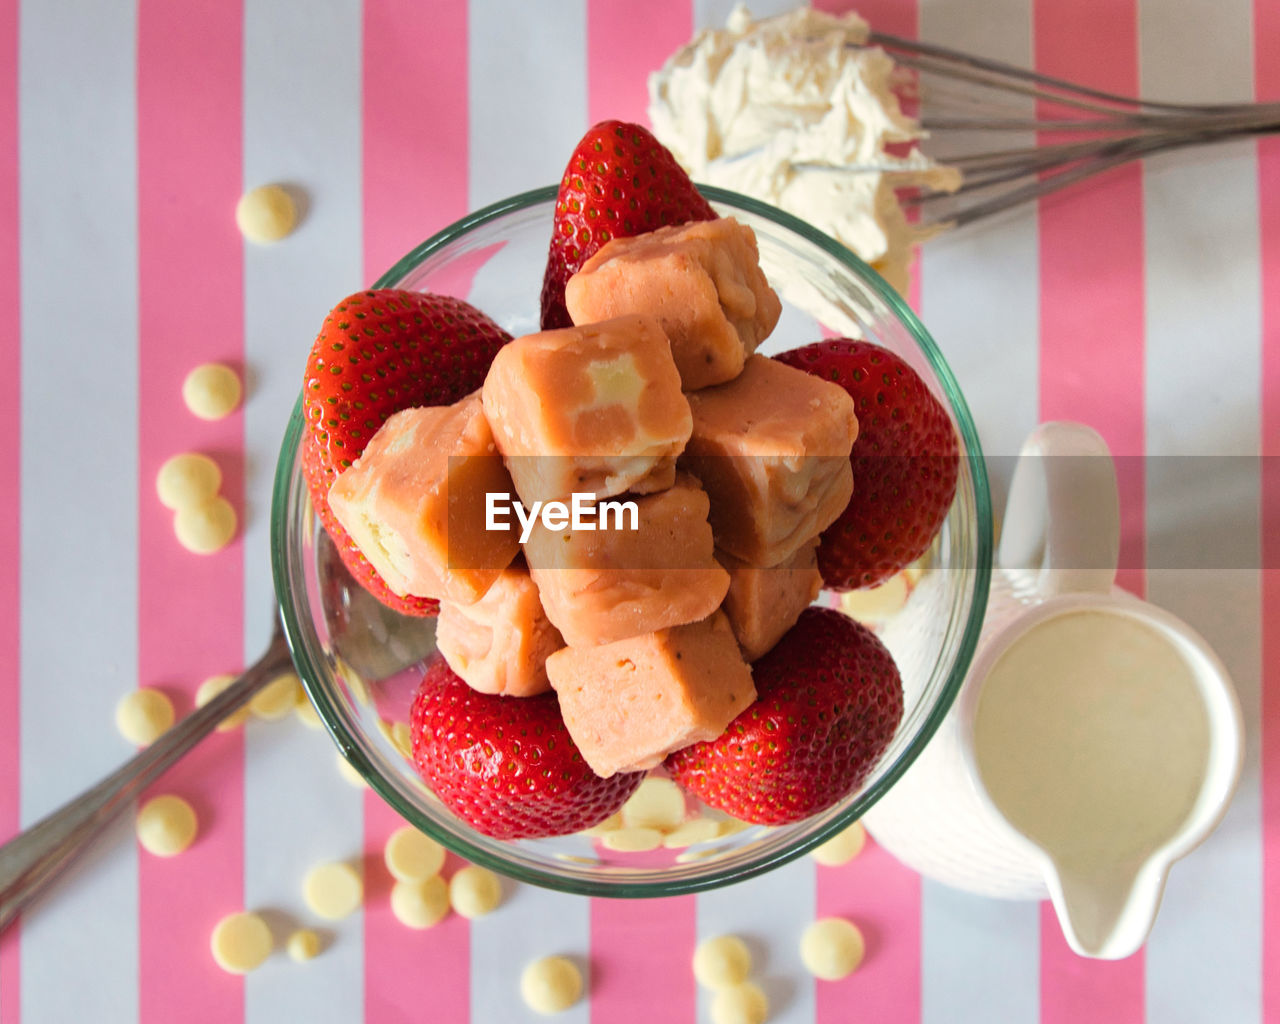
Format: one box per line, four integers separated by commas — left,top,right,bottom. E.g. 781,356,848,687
648,4,960,295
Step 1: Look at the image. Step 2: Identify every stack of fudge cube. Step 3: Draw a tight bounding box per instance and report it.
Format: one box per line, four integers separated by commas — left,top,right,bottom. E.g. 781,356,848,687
329,217,859,780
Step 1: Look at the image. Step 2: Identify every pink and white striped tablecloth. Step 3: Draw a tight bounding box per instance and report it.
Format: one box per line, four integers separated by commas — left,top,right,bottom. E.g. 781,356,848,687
2,1,1276,1022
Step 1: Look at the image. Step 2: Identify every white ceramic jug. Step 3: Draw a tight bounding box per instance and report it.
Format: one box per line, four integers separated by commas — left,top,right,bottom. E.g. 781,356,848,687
865,421,1244,960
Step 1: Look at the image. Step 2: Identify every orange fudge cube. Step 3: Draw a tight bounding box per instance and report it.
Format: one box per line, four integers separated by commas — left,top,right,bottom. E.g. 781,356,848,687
565,217,782,391
523,475,729,647
481,314,692,505
680,355,857,566
436,563,564,697
546,611,756,777
717,539,823,661
327,394,519,603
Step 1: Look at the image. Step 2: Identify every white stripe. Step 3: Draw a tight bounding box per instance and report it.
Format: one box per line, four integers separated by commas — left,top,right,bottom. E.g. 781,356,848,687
697,858,816,1024
463,10,596,1012
917,2,1042,1019
1140,1,1263,1018
695,0,797,29
18,1,140,1022
468,0,589,207
469,885,590,1023
242,1,366,1020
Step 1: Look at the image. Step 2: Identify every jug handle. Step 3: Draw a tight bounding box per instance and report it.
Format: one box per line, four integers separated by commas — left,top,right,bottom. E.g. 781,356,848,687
997,421,1119,597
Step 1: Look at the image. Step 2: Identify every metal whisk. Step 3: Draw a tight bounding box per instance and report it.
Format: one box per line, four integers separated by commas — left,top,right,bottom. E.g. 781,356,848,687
867,32,1280,229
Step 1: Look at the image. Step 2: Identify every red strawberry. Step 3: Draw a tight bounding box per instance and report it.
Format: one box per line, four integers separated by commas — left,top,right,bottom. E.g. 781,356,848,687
665,607,903,825
301,289,511,616
540,119,717,330
409,656,645,840
776,339,959,590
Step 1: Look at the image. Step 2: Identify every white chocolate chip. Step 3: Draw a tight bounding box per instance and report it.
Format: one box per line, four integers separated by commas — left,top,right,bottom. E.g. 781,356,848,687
335,753,368,788
210,911,273,974
390,721,413,760
390,877,450,930
662,817,725,849
448,865,502,919
116,688,175,746
600,826,663,853
578,811,623,837
195,673,250,732
710,981,769,1024
620,777,686,831
250,672,302,720
810,821,867,867
156,452,222,510
135,794,198,857
235,184,298,244
520,955,584,1015
800,917,865,980
174,495,238,553
286,928,322,962
182,362,243,420
302,861,364,921
693,934,752,990
384,826,446,883
295,697,322,729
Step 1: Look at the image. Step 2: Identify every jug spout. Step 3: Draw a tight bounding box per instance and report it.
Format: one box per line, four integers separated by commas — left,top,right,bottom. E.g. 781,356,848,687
1047,858,1169,960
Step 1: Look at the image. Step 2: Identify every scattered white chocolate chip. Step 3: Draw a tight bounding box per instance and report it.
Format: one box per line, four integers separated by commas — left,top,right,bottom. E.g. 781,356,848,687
335,753,368,788
520,955,584,1015
800,917,865,980
620,777,686,831
303,861,364,921
156,452,222,510
182,362,243,420
250,672,302,720
384,826,446,883
286,927,322,962
449,865,502,919
662,817,724,849
135,794,198,857
810,821,867,867
600,826,663,853
174,495,238,553
235,183,298,244
710,981,769,1024
195,673,250,732
210,911,273,974
693,934,753,990
390,876,450,930
116,688,175,746
578,811,623,837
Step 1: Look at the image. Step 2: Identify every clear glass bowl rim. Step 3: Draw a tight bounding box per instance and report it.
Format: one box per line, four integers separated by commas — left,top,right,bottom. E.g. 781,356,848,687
270,183,993,897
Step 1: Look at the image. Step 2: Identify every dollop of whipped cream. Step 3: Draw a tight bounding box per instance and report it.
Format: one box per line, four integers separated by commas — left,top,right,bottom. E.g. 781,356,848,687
648,4,961,295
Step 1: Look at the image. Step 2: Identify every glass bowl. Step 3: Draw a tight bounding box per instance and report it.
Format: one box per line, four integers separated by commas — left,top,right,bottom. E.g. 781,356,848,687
271,185,992,897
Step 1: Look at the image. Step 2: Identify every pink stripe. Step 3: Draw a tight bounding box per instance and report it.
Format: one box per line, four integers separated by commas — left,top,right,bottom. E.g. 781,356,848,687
590,896,697,1024
1036,0,1146,1018
0,0,18,1017
587,0,691,128
363,797,471,1019
362,0,469,286
362,4,472,1022
136,3,245,1022
814,0,915,40
1256,0,1280,1017
816,838,921,1024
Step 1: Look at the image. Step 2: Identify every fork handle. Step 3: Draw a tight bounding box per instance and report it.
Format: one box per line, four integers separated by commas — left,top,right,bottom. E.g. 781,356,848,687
0,629,295,933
